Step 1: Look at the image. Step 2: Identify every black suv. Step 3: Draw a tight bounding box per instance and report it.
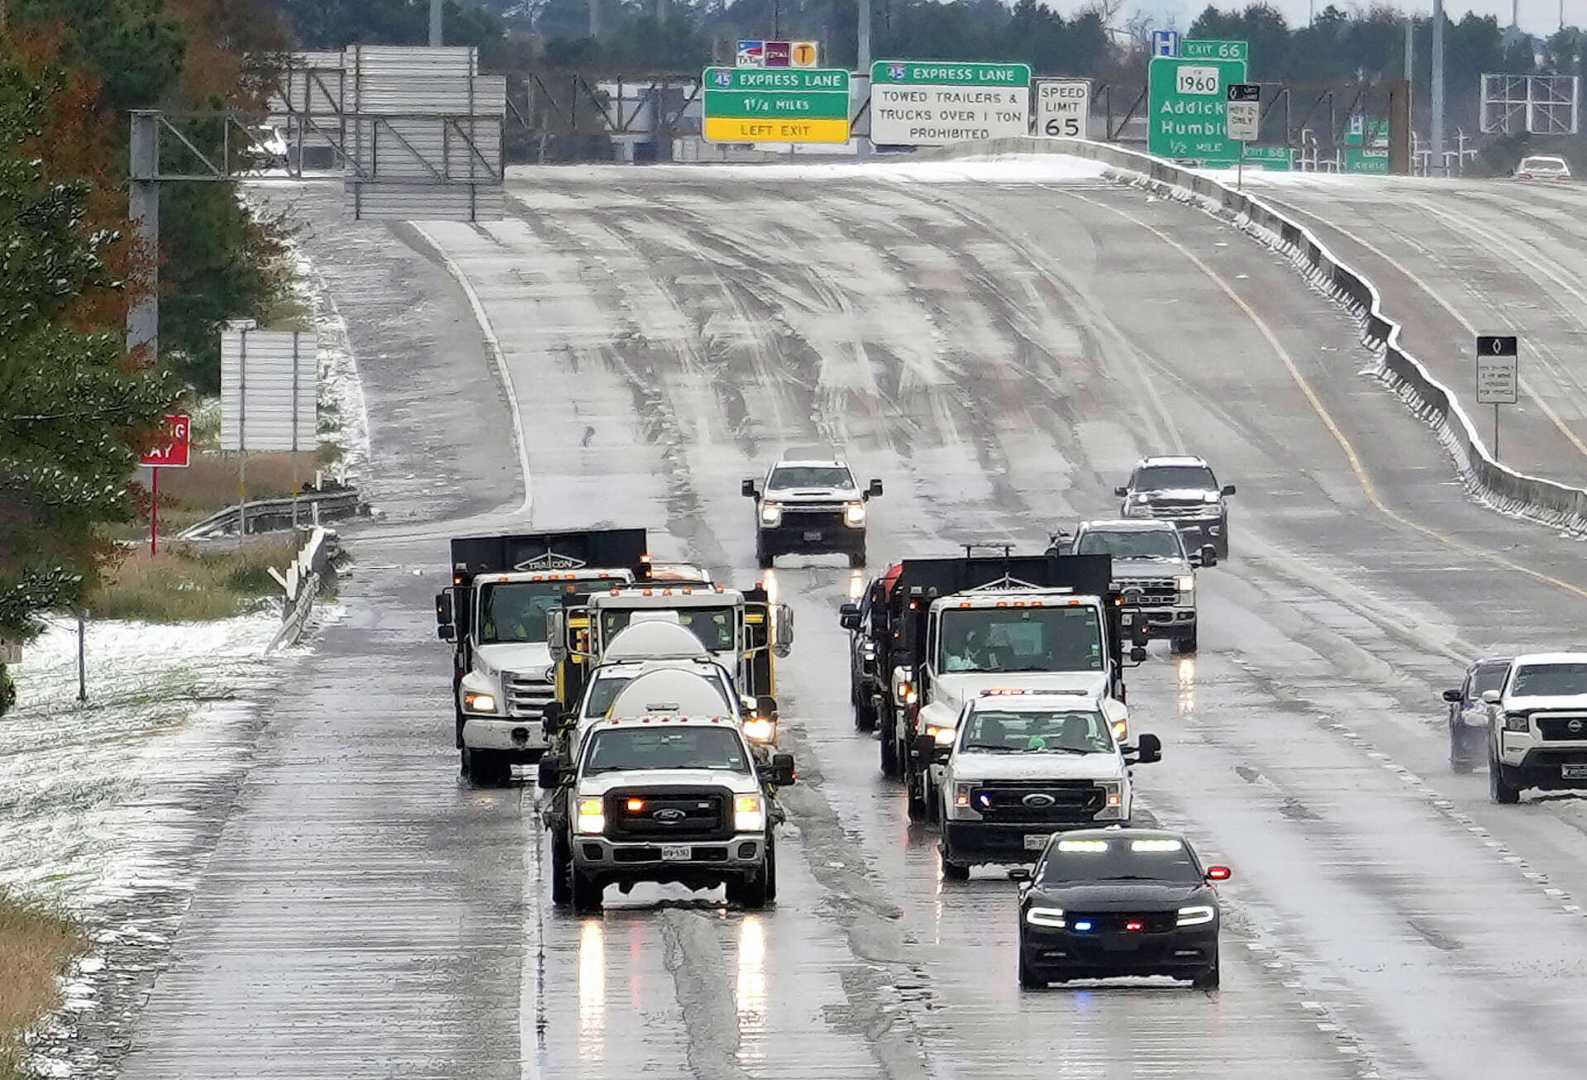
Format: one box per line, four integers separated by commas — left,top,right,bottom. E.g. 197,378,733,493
1117,455,1235,558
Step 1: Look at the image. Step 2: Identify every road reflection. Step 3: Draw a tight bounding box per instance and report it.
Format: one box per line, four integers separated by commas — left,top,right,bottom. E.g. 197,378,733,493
578,918,605,1052
1175,656,1196,718
737,915,767,1044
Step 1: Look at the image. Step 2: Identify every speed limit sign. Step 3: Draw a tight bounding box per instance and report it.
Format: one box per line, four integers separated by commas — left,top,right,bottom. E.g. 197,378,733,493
1035,79,1091,139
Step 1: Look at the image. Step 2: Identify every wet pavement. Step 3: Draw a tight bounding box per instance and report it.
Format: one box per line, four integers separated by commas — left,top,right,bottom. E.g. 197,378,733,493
113,162,1587,1080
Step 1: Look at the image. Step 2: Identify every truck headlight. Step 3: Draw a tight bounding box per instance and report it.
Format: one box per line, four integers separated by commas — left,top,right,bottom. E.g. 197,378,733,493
1094,780,1124,819
463,691,497,713
1202,492,1220,504
1177,575,1195,592
760,502,782,526
844,502,866,527
575,798,606,835
954,782,973,809
1504,713,1530,732
1025,906,1066,928
735,794,766,832
929,724,955,745
742,717,776,744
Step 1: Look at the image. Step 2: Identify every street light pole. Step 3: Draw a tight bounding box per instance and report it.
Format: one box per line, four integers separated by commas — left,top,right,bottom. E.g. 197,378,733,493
430,0,443,46
1431,0,1446,174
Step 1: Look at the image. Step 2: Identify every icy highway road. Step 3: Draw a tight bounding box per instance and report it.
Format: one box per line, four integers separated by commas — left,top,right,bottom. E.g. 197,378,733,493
1245,173,1587,485
120,160,1587,1080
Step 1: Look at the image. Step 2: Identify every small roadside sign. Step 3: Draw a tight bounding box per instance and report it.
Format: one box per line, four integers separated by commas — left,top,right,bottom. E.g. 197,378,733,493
1035,78,1090,139
1476,334,1519,458
1183,39,1249,60
791,41,819,67
765,40,792,67
736,39,765,67
1152,29,1180,57
140,413,192,469
1225,83,1259,141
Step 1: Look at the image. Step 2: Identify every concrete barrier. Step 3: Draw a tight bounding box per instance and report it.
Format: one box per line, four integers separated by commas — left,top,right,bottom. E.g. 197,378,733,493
920,136,1587,537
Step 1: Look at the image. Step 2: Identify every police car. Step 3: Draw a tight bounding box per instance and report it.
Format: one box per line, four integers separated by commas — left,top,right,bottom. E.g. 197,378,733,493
936,689,1161,879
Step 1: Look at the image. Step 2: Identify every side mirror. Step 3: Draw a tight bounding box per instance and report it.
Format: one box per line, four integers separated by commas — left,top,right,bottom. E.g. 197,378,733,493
773,603,795,657
1221,484,1236,496
867,478,884,499
435,591,455,640
912,733,936,761
1129,645,1148,663
1132,732,1162,764
541,701,564,734
545,609,568,664
1481,689,1502,705
536,754,567,790
1114,485,1129,497
840,601,861,630
1442,688,1464,703
1206,865,1232,882
1198,544,1218,568
741,478,760,499
1008,867,1033,883
770,751,797,786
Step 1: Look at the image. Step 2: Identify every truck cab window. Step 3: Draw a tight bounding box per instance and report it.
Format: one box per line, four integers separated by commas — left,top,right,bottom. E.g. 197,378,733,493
938,608,1103,673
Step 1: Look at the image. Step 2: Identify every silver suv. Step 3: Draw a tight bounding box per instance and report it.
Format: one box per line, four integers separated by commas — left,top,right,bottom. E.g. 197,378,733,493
1070,519,1209,654
742,448,882,569
1117,456,1235,559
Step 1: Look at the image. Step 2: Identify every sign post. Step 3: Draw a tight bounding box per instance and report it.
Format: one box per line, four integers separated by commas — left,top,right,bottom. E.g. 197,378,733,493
1226,82,1260,190
870,61,1031,147
1475,334,1519,459
1147,43,1248,165
1034,79,1091,139
702,66,851,144
138,413,192,556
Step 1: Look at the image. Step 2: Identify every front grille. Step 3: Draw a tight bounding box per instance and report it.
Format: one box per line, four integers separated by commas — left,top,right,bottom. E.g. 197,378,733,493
1117,578,1179,608
1536,714,1587,741
1144,503,1216,521
1062,911,1179,933
504,672,554,717
611,846,729,863
604,786,733,842
779,504,846,531
971,780,1103,823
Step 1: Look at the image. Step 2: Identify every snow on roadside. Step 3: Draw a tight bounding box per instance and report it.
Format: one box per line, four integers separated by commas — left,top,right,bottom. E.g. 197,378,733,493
522,154,1111,185
288,241,371,484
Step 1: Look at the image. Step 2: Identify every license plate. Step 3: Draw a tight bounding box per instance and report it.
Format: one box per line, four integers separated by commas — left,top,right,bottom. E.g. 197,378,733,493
803,530,823,541
661,845,691,861
1563,765,1587,779
1023,833,1050,851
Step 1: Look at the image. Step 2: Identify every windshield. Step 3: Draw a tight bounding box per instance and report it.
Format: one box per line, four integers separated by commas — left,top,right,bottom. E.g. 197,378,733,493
938,607,1103,674
768,466,853,489
1511,662,1587,697
1521,157,1566,170
1037,836,1202,885
1135,465,1216,491
1471,661,1511,697
582,727,749,775
600,606,737,652
961,709,1113,753
479,578,625,644
1075,529,1183,559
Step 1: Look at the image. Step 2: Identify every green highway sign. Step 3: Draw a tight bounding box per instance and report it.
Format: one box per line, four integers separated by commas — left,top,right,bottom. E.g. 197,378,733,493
702,66,852,143
870,61,1031,86
1182,39,1250,61
870,59,1032,146
1147,53,1248,164
1242,144,1293,171
1343,147,1389,174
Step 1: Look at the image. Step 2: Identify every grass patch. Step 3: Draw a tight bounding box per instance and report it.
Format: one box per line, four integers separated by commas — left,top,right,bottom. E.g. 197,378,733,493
144,450,319,511
85,537,301,622
0,891,87,1080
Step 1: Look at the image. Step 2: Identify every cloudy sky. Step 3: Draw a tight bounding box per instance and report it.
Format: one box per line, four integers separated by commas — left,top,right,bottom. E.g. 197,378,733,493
1112,0,1577,38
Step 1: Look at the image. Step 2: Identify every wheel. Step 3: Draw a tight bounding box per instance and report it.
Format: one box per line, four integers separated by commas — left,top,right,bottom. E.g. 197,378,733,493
881,716,901,779
906,772,928,820
763,837,777,902
940,852,970,881
924,777,941,823
570,870,603,913
463,747,507,787
1192,949,1221,990
1018,948,1045,990
731,864,771,909
1172,634,1198,655
1216,532,1229,559
1489,746,1521,804
550,834,572,906
756,540,774,569
848,550,867,569
455,708,466,749
854,694,877,733
1451,734,1474,774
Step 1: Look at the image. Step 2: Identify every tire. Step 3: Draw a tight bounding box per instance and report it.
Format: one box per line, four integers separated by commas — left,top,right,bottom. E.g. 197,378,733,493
1018,949,1045,990
941,852,970,881
849,550,867,569
1216,533,1230,559
906,772,927,821
455,708,466,749
1192,949,1221,990
1490,747,1521,804
764,838,778,902
854,694,877,733
1451,734,1474,775
756,540,774,570
881,716,901,779
463,747,507,787
550,834,572,907
924,777,940,823
1171,634,1197,655
571,870,603,913
731,863,771,909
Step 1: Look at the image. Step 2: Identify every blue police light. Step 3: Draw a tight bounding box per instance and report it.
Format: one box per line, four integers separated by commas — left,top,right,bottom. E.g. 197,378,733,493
1074,920,1093,932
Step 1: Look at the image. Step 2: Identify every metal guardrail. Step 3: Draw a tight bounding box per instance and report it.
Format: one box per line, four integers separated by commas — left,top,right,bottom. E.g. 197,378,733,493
928,137,1587,537
178,489,365,541
269,526,343,652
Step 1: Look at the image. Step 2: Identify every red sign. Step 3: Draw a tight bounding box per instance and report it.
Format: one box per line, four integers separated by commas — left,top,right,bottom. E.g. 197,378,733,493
764,40,791,67
140,414,191,468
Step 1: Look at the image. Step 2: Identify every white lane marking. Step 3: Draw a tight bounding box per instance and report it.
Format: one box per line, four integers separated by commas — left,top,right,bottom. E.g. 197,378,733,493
409,223,535,520
1261,195,1587,462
